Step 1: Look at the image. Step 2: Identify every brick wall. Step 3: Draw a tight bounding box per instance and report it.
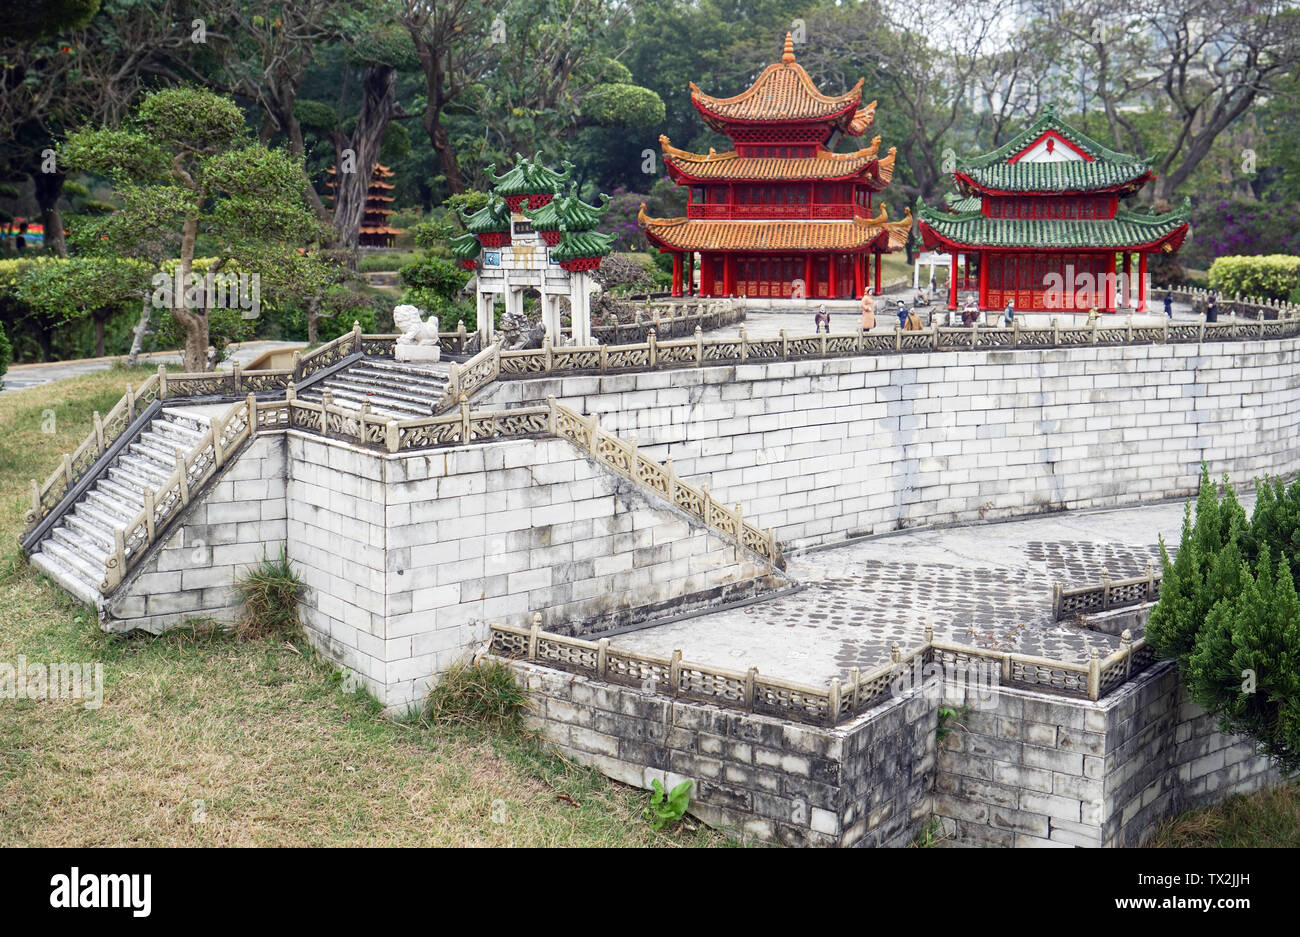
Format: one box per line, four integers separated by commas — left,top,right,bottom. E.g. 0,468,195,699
504,657,935,847
104,435,288,634
476,338,1300,549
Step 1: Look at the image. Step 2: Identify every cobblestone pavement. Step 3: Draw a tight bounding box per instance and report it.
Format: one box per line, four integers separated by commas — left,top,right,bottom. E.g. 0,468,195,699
612,498,1236,686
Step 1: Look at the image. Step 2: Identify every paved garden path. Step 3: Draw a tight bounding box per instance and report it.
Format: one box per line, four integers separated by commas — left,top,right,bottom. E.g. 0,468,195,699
2,341,306,395
612,497,1227,686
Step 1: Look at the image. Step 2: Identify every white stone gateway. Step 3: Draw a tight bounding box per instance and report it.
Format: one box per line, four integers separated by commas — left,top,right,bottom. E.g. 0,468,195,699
393,304,442,363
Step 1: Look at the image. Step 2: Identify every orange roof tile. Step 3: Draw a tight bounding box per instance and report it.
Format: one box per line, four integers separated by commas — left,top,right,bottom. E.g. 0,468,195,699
660,135,884,181
690,33,871,134
638,203,911,252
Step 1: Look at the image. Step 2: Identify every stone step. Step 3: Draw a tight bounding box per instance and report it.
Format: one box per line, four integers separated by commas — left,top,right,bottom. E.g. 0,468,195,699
64,512,117,553
348,364,450,393
118,454,174,487
126,440,183,474
30,549,102,607
91,480,144,514
359,357,450,380
37,537,106,591
51,525,109,567
328,371,449,403
153,418,207,447
299,386,432,419
314,377,442,411
105,465,162,498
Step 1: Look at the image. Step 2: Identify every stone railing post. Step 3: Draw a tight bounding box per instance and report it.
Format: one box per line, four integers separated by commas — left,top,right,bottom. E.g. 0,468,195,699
739,325,749,361
62,453,73,489
158,364,168,399
546,395,558,436
144,488,156,541
828,677,841,727
647,328,657,367
745,667,757,711
352,319,362,353
126,382,135,422
1101,574,1111,610
447,362,461,397
597,638,609,680
29,479,40,517
1052,317,1059,346
1087,647,1101,700
669,649,682,696
894,326,902,351
291,350,302,382
456,319,467,353
93,411,105,455
386,420,399,453
232,360,242,395
695,325,704,366
543,335,553,372
1121,629,1133,679
459,393,471,442
1052,581,1063,619
528,613,541,659
780,328,789,359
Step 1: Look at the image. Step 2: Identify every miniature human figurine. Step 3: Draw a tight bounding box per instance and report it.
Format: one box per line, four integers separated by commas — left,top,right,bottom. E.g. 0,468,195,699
1003,299,1015,325
961,296,979,327
1163,292,1173,318
814,304,830,333
896,300,908,329
860,292,875,331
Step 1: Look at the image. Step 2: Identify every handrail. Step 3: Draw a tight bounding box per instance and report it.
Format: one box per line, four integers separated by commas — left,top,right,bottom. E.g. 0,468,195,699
1053,562,1161,619
489,619,1154,727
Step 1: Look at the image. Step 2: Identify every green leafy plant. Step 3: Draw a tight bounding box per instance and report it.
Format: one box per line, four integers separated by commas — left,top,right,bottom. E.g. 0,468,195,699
644,778,692,831
424,660,529,732
231,546,305,640
936,705,971,743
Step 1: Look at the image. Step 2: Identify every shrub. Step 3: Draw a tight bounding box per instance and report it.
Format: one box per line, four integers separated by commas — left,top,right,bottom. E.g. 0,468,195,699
0,320,11,386
424,660,528,731
1206,255,1300,301
1148,467,1300,772
232,546,305,640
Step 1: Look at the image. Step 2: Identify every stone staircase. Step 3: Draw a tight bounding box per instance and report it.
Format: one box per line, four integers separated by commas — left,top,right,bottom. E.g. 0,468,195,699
29,409,210,606
296,357,452,419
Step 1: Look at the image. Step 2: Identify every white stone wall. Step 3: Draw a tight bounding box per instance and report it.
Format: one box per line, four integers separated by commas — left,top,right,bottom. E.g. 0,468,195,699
104,435,288,634
102,431,772,711
476,338,1300,549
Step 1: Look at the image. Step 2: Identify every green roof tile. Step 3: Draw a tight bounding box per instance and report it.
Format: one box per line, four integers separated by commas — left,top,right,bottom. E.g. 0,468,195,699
525,189,611,232
489,153,573,196
943,193,982,213
918,200,1190,250
449,232,481,260
958,159,1150,194
460,195,511,234
550,230,617,262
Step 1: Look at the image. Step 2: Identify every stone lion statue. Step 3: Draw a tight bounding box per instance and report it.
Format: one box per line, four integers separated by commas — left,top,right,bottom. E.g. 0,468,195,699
393,305,441,345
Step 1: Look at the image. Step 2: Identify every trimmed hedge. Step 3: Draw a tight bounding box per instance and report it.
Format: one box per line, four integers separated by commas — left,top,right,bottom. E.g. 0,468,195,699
1207,255,1300,302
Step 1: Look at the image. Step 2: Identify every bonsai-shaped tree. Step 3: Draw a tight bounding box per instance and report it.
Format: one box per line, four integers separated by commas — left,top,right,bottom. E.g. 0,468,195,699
60,87,333,371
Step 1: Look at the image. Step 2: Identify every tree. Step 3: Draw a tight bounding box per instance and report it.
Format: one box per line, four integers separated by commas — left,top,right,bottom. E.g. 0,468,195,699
61,88,330,371
1024,0,1300,202
1148,466,1300,772
14,256,148,357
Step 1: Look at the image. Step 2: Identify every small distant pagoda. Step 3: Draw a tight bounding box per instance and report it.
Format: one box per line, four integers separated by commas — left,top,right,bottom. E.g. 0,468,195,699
918,108,1190,312
325,162,401,248
640,33,912,300
452,154,614,344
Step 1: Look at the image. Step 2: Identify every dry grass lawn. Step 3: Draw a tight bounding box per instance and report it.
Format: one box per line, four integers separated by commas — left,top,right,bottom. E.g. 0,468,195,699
0,367,734,847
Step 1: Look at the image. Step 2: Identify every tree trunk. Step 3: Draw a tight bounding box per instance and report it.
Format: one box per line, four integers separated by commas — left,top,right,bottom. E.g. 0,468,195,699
32,170,67,257
427,110,465,195
307,296,319,345
175,215,209,372
127,289,151,367
331,65,399,261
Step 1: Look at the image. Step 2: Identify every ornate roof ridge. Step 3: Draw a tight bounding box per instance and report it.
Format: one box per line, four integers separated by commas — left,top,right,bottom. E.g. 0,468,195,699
959,108,1150,170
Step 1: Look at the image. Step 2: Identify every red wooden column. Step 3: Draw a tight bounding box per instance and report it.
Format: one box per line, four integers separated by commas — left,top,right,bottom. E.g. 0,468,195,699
978,252,988,309
1137,253,1148,312
671,252,682,296
725,254,736,296
873,252,882,295
1106,253,1117,311
854,253,864,297
1124,253,1134,308
686,252,694,295
949,252,959,310
828,252,837,298
803,255,813,299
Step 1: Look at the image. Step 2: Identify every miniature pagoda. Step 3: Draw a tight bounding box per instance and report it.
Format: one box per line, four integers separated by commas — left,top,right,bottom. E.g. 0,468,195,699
917,108,1190,313
639,33,912,300
324,162,401,248
452,154,614,344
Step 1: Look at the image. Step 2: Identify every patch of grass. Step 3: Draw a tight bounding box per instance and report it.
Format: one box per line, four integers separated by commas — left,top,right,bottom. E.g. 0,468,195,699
423,660,529,733
232,546,305,640
1144,784,1300,848
0,369,733,847
908,815,949,848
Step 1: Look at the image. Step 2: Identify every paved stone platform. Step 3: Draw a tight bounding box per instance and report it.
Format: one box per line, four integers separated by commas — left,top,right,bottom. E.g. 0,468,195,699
612,498,1231,685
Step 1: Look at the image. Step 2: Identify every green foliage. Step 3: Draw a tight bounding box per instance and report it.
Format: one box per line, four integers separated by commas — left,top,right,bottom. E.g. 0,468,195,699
581,83,666,128
232,546,305,640
423,660,529,731
1148,466,1300,772
293,99,338,132
0,320,11,382
1207,255,1300,302
936,705,971,743
644,778,692,831
14,255,149,322
0,0,100,42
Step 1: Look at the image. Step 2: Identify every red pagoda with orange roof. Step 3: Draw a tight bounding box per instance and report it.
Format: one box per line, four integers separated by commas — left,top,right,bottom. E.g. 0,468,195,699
325,162,401,248
640,34,911,299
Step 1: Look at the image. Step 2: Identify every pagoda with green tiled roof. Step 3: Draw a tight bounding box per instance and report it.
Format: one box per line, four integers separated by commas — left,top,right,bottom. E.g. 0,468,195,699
918,107,1189,313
